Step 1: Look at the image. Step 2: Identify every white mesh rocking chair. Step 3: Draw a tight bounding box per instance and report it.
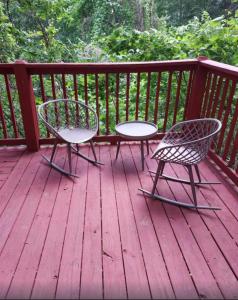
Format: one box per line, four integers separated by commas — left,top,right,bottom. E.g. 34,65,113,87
38,99,103,177
139,118,222,210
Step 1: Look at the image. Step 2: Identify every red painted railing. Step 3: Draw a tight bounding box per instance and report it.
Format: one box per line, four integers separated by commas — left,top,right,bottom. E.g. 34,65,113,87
0,57,237,185
198,59,238,185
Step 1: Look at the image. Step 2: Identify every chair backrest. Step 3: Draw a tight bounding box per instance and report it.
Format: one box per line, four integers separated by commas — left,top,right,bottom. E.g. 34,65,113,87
153,118,222,164
164,118,221,144
38,99,98,137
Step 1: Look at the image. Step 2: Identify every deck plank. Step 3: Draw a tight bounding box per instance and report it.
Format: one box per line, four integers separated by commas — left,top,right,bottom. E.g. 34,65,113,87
6,148,65,299
199,160,238,241
120,144,175,299
0,151,34,214
168,162,238,298
0,150,44,253
100,145,127,299
56,147,89,299
0,148,50,299
0,150,44,298
80,146,103,299
130,144,199,299
111,145,151,299
31,148,76,299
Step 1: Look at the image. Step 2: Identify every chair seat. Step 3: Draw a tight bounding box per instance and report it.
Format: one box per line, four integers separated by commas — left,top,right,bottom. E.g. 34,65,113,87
155,141,202,165
58,127,96,143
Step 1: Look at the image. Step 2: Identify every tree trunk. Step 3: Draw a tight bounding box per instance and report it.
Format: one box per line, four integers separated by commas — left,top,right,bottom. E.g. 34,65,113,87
134,0,144,31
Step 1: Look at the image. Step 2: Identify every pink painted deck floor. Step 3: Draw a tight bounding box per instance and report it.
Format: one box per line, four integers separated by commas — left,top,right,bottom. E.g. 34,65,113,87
0,143,237,299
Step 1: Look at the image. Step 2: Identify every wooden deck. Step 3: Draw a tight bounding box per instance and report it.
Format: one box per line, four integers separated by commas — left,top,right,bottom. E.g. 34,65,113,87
0,143,237,299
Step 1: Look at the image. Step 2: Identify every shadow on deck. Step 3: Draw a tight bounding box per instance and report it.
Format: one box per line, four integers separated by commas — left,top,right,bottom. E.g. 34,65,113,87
0,142,237,299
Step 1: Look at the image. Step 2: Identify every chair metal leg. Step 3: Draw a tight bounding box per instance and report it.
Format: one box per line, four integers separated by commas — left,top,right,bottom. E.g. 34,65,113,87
67,143,72,174
116,141,121,160
90,140,97,161
160,161,165,176
149,167,220,185
71,145,104,165
50,139,58,163
187,165,197,206
194,164,202,183
141,140,144,170
140,161,220,210
151,161,164,195
41,142,79,178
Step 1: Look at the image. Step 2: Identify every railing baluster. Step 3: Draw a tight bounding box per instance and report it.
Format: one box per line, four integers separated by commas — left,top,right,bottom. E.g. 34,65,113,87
163,72,172,131
4,74,18,138
135,72,140,120
73,74,80,127
172,71,182,125
95,74,100,134
62,74,69,125
153,72,161,125
51,74,59,128
105,73,109,135
217,78,229,120
84,74,90,128
205,74,217,117
229,130,238,168
201,72,212,117
84,74,88,106
145,72,151,121
39,74,50,137
217,80,237,151
73,74,78,101
183,70,194,120
62,74,67,99
222,96,238,162
51,74,57,99
210,76,223,117
126,73,130,121
0,97,8,138
115,73,120,125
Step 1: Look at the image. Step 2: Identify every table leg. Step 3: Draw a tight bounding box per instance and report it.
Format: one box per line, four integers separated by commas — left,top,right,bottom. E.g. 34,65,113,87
116,140,121,160
146,140,149,155
140,140,144,170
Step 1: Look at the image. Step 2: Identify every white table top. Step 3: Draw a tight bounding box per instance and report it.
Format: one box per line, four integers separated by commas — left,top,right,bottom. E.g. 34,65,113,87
115,121,158,140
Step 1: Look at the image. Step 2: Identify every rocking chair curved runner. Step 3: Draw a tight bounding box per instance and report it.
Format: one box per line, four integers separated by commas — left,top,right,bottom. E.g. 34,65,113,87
139,118,222,210
38,99,103,177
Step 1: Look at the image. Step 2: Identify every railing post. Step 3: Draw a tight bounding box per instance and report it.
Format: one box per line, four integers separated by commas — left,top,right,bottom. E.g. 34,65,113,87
14,60,40,151
186,56,209,120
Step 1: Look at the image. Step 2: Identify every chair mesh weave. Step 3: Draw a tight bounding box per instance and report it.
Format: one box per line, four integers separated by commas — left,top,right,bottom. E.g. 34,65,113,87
38,99,98,141
153,118,222,165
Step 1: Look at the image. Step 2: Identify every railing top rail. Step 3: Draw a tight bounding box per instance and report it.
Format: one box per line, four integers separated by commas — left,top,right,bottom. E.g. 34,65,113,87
0,64,15,74
0,58,198,75
24,58,198,74
199,59,238,78
0,57,238,79
0,58,238,77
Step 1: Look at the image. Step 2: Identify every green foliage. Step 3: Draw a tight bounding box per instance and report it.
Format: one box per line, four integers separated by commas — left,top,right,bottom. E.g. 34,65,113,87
0,2,16,62
173,12,238,64
99,12,238,65
0,0,237,65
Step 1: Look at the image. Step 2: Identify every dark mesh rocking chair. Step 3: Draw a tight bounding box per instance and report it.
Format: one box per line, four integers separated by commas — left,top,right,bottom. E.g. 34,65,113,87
38,99,103,177
139,118,222,210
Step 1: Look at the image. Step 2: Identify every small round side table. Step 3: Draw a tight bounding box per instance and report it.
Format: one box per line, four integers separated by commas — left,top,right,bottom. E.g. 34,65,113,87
115,120,158,170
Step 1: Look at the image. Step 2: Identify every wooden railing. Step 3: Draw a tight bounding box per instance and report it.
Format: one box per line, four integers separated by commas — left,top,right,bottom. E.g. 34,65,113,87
198,59,238,185
0,57,237,185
